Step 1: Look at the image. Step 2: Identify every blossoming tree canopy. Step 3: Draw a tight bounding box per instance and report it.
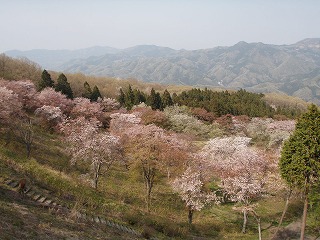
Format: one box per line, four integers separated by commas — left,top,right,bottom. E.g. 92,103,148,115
199,136,269,233
172,167,218,224
36,87,72,113
0,86,22,125
59,116,122,189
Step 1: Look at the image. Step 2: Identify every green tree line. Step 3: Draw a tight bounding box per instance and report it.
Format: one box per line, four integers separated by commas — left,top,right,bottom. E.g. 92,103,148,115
38,69,102,101
118,86,302,118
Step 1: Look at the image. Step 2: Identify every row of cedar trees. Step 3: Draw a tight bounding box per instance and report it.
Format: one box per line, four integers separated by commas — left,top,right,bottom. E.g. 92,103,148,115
39,69,102,101
117,85,302,119
40,68,302,119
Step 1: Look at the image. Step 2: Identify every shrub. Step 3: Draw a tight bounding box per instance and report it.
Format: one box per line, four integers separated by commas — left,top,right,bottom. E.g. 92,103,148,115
164,107,223,139
140,108,170,129
191,107,216,123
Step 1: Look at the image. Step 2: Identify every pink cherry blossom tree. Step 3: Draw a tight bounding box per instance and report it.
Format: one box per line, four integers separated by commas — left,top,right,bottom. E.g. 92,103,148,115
0,86,23,127
245,118,296,148
98,97,120,112
60,117,123,189
0,83,35,157
123,123,166,212
157,132,191,179
266,119,296,148
0,86,22,143
36,87,73,114
35,105,65,130
109,112,141,135
0,79,36,111
172,167,218,224
71,97,103,118
200,136,269,236
110,113,190,211
70,97,110,127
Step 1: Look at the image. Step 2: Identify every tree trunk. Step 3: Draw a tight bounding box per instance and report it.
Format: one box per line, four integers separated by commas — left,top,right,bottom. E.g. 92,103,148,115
279,189,292,227
19,118,33,158
300,182,309,240
251,210,261,240
257,218,262,240
188,207,193,225
93,162,101,189
242,209,248,234
274,188,292,238
143,164,155,212
5,128,12,146
146,180,152,212
26,143,31,158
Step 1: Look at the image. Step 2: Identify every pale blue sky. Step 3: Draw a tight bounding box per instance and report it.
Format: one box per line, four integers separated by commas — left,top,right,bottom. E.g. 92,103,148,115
1,0,319,52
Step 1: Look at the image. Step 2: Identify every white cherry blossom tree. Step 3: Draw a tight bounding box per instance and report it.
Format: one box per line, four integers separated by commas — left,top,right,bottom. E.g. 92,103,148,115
35,105,65,130
0,86,22,126
60,117,123,189
36,87,73,113
172,167,218,224
200,136,269,235
110,112,190,211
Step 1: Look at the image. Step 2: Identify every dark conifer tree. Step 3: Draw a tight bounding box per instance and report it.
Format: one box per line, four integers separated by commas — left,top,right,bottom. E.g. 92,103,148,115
91,85,102,101
162,89,173,108
147,88,162,110
147,88,157,110
125,85,135,110
38,69,54,91
155,92,163,110
172,92,179,105
279,104,320,239
55,73,73,99
118,88,125,106
133,89,146,105
82,81,92,99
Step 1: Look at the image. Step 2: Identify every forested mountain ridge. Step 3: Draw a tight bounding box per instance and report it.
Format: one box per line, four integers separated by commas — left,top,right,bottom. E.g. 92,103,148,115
4,38,320,104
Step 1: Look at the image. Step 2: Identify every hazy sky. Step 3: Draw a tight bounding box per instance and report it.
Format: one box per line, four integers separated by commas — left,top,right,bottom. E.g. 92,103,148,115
1,0,320,52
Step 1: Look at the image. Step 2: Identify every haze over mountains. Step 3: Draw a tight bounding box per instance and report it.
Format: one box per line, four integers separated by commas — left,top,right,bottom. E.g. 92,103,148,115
5,38,320,104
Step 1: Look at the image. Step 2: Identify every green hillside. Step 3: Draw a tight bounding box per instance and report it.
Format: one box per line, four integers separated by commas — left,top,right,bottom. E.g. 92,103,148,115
0,56,319,239
1,118,315,240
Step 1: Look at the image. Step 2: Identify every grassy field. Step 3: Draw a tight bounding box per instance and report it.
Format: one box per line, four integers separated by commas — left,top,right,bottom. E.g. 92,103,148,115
1,122,315,240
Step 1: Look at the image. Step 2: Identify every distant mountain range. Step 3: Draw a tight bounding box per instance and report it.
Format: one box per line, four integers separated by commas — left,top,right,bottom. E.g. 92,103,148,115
5,38,320,104
5,46,120,69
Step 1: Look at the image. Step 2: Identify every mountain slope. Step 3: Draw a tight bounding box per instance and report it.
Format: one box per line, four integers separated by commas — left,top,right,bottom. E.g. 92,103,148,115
5,39,320,103
61,39,320,103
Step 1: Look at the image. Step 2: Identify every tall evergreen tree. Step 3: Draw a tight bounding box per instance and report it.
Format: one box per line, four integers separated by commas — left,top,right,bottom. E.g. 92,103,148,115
147,88,162,110
38,69,54,91
279,104,320,240
155,92,163,110
133,89,146,105
82,81,92,99
118,88,125,107
55,73,73,99
125,85,135,110
91,85,102,101
162,89,173,108
172,92,179,105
